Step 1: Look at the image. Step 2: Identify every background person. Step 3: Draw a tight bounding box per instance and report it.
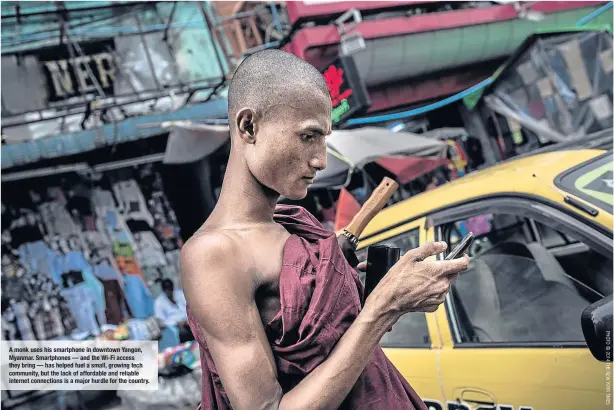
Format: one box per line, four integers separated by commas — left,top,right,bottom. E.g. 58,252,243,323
154,278,193,343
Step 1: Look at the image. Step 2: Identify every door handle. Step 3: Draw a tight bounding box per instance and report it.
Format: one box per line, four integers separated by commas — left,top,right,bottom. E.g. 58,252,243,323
454,387,496,409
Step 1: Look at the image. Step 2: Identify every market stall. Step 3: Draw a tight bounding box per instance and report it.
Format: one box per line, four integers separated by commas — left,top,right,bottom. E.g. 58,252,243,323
118,341,202,410
1,160,192,408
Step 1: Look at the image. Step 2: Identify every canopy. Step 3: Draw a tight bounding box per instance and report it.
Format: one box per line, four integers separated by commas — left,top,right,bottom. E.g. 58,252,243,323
376,156,451,185
325,127,447,166
419,127,468,140
159,122,230,165
312,127,447,188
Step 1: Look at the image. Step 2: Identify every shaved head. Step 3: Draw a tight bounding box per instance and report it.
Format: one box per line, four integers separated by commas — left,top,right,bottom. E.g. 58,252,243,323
228,49,330,135
224,49,332,201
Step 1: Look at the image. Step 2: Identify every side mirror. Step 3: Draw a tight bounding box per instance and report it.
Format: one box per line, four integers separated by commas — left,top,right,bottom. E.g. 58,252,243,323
581,294,613,362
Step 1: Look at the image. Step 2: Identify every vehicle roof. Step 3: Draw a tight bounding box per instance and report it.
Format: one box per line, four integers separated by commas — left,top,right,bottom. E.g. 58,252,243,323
361,148,608,238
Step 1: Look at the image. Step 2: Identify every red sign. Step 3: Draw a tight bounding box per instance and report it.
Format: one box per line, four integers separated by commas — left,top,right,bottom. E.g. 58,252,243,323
323,64,353,107
320,55,370,124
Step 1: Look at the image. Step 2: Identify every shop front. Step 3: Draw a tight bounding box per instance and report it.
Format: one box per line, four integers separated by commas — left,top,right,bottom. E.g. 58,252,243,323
1,2,230,407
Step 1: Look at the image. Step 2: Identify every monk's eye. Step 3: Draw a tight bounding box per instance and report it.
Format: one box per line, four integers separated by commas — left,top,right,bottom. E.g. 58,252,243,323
300,134,316,142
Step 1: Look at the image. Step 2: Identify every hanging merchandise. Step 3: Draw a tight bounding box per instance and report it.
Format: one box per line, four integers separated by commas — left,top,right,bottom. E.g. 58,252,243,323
113,179,155,227
62,250,107,331
132,166,184,291
101,206,145,280
1,159,185,348
3,300,36,340
123,274,155,320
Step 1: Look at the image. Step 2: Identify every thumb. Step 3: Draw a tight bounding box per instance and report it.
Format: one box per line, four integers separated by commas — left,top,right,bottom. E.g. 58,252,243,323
356,261,367,272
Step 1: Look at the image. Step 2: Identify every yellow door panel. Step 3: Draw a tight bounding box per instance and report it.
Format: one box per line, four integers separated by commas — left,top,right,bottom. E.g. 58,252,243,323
438,348,609,410
383,347,444,406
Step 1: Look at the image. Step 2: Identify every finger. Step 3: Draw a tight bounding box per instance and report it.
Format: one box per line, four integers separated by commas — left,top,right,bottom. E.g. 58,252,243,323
437,279,452,295
405,241,447,262
434,254,470,276
356,261,367,272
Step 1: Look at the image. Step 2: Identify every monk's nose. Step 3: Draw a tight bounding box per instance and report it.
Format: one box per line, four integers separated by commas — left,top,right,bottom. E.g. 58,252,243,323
309,146,327,171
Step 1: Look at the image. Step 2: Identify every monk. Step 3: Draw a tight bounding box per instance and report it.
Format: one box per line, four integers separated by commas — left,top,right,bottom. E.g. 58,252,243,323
180,49,469,410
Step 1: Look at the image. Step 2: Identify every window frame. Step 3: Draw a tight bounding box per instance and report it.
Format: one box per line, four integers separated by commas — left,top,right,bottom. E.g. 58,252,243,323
554,151,614,213
431,195,612,349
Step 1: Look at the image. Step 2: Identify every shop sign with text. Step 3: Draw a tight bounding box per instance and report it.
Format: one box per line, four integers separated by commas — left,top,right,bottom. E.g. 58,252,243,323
37,39,117,102
321,55,370,124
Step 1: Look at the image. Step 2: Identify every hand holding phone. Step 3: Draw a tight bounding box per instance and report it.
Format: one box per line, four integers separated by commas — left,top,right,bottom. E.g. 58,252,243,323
445,232,474,260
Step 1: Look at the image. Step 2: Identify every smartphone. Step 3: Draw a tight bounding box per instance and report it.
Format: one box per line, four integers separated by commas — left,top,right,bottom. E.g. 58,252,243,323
445,232,474,260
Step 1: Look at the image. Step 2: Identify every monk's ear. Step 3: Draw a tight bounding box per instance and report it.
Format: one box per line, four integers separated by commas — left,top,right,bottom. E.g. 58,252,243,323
236,108,258,144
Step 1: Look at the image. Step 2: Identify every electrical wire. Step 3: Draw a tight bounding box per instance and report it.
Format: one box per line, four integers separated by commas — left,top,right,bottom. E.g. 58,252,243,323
2,5,274,46
345,77,494,126
575,1,612,27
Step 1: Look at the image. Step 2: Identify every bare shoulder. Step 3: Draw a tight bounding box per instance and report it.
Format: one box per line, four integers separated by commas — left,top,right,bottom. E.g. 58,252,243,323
181,230,243,275
180,231,256,340
180,230,255,290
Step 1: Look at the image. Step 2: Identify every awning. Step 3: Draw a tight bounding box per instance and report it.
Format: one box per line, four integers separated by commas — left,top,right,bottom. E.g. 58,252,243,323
161,122,230,164
376,156,451,184
420,127,468,140
313,126,447,189
325,127,446,164
1,98,228,170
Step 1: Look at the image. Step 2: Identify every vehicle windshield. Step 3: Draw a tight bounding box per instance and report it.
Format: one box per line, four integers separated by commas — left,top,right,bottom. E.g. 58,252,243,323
555,152,613,214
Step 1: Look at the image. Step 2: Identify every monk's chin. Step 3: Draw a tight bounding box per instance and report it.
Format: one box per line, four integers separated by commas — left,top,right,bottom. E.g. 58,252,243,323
283,187,309,201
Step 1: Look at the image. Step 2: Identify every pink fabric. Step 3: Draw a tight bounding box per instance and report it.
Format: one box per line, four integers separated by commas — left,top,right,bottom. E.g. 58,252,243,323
377,156,450,185
187,205,427,410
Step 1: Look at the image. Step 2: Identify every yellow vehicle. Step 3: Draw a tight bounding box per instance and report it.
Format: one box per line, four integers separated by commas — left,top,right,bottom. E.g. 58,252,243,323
356,148,613,410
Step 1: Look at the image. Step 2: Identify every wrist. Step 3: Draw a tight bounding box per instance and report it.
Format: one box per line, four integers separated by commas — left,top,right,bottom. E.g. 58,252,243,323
361,295,398,332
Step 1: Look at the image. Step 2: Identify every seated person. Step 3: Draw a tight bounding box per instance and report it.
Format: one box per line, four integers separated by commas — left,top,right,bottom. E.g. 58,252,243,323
154,279,194,343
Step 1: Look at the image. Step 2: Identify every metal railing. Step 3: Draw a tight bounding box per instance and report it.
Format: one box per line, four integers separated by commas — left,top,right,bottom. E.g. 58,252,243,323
1,1,231,142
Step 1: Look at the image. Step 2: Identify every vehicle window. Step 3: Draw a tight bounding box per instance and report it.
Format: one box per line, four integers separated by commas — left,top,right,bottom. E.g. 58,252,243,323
534,221,576,249
555,152,613,213
358,229,430,347
533,221,612,299
443,212,609,344
448,213,533,256
377,228,420,254
381,312,430,347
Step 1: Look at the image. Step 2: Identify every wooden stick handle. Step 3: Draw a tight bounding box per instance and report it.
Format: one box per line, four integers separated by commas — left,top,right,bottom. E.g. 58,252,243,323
344,177,398,239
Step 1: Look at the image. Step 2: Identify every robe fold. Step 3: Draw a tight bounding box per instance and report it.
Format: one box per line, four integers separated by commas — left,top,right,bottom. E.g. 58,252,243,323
187,205,427,410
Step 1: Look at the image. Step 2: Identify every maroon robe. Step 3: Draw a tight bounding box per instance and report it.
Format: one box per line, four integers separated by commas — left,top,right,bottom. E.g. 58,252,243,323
187,205,428,410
